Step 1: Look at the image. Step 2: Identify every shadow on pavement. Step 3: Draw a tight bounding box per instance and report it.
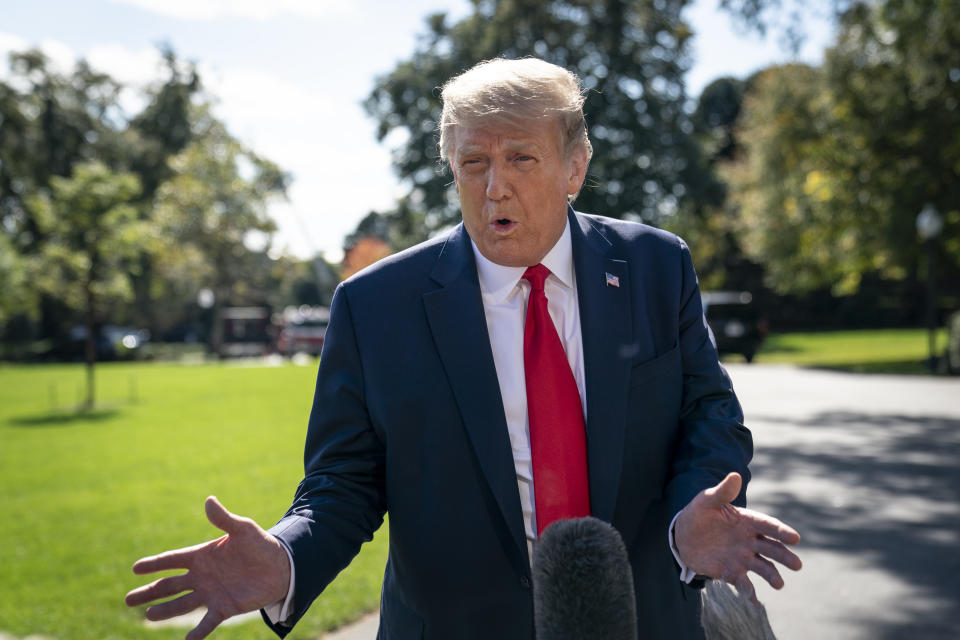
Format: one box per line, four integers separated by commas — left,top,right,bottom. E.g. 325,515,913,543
751,411,960,639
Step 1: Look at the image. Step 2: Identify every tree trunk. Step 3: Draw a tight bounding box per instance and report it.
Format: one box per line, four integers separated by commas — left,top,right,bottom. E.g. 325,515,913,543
210,295,225,359
83,282,96,411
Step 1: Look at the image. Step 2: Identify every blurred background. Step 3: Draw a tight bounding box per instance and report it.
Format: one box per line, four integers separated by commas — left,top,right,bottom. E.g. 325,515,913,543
1,0,957,377
1,1,958,639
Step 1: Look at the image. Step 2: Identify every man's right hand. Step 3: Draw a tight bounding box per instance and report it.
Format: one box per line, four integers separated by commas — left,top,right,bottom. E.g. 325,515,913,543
125,496,291,640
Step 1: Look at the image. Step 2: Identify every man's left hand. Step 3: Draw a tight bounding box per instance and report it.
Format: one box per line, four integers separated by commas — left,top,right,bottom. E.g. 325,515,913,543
674,472,802,602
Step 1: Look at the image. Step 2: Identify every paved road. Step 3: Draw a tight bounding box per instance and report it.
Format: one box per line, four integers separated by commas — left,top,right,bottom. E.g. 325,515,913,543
324,365,959,640
725,364,960,640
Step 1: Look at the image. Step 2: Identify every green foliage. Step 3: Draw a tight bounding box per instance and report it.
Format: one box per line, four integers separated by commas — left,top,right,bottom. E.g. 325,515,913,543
20,161,148,406
672,75,766,291
725,0,960,296
364,0,721,246
152,109,289,352
0,360,387,639
0,50,124,252
0,233,35,326
126,45,202,199
0,46,202,338
0,45,304,353
28,162,146,311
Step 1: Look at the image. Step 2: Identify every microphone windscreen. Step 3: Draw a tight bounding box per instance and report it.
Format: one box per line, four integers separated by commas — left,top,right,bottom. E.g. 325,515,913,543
533,517,638,640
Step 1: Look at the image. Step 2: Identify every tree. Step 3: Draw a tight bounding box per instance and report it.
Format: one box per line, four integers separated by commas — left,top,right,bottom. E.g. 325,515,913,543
725,1,960,297
28,162,147,408
125,46,201,199
0,47,203,343
0,50,124,252
122,47,203,334
670,75,769,292
363,0,721,245
0,50,127,349
0,233,35,329
0,46,300,359
152,109,289,355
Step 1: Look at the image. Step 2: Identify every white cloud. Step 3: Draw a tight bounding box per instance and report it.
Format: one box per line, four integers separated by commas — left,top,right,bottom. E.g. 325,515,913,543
37,38,76,71
108,0,354,22
0,32,29,56
85,44,165,115
0,33,78,93
0,33,77,75
201,64,337,130
192,62,400,258
86,44,164,86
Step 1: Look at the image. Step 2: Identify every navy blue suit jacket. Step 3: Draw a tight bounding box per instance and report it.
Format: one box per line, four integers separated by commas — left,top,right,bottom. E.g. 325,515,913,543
265,209,752,639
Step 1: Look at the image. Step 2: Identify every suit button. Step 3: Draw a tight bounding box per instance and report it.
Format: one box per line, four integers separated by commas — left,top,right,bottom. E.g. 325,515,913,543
520,576,531,589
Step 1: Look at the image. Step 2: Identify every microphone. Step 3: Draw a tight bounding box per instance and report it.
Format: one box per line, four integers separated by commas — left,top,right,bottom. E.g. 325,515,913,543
532,517,638,640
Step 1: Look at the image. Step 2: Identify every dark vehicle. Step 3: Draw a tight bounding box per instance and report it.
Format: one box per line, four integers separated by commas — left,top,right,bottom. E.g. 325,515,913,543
220,307,273,358
701,291,768,363
46,325,150,361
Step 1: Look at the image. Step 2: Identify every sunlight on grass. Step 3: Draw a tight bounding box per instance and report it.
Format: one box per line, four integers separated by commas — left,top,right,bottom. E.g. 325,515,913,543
753,328,950,373
0,360,387,640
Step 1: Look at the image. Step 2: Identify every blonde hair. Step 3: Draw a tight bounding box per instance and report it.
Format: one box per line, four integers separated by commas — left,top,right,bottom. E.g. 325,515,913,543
438,58,593,165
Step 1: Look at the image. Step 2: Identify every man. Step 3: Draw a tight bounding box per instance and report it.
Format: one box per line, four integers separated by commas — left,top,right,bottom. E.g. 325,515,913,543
126,58,801,640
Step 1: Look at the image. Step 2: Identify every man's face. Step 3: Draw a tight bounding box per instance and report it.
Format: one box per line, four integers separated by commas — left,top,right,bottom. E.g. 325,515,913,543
450,118,587,267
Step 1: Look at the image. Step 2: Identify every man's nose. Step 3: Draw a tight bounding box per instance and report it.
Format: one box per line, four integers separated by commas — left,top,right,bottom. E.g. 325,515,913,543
485,164,511,200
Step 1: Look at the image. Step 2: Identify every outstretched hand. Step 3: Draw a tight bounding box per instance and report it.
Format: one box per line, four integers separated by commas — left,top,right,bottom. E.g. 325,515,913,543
674,473,802,603
125,496,290,640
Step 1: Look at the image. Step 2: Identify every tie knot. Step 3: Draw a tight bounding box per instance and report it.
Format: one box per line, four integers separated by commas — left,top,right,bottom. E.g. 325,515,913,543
523,264,551,292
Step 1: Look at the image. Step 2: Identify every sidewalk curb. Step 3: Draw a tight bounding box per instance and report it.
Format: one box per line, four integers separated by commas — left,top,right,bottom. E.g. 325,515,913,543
319,612,379,639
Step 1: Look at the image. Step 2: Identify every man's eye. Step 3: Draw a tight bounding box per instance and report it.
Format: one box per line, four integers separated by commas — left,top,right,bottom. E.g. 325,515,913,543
515,155,535,163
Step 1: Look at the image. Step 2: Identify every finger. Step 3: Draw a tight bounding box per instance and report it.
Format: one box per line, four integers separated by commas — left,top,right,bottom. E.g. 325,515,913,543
126,574,192,607
146,591,204,621
186,608,224,640
733,573,759,606
704,472,742,507
205,495,250,535
741,508,801,546
748,554,784,590
755,536,803,571
132,541,210,575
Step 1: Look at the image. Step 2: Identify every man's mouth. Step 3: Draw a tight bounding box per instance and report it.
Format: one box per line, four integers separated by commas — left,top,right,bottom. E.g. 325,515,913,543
491,218,517,233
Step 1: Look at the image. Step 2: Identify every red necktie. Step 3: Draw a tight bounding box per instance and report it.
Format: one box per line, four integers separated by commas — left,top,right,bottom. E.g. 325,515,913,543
522,264,590,535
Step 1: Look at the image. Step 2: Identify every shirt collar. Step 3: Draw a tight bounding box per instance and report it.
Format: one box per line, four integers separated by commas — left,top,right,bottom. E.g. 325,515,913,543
471,218,575,304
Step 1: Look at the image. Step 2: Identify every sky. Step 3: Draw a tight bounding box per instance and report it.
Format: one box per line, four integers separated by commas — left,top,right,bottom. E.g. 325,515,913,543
0,0,832,262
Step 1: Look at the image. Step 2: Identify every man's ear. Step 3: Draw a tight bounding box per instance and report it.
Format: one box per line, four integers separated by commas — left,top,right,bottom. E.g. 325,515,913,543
450,162,460,194
566,148,588,195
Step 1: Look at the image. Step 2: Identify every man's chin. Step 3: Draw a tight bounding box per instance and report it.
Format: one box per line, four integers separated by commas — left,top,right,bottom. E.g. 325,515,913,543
479,245,543,268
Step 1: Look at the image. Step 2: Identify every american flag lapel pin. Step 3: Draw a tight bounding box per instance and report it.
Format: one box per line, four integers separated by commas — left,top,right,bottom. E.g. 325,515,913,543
605,272,620,288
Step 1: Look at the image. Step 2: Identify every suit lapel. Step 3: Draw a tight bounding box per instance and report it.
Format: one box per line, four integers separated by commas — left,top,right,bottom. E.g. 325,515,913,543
570,209,633,523
421,224,529,568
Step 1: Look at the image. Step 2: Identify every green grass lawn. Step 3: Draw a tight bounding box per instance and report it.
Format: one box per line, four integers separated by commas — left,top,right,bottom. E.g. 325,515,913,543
747,327,951,374
1,328,949,638
0,360,387,640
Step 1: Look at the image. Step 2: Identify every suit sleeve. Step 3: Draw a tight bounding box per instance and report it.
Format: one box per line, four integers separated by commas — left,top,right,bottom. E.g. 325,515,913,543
664,239,753,522
263,284,387,636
